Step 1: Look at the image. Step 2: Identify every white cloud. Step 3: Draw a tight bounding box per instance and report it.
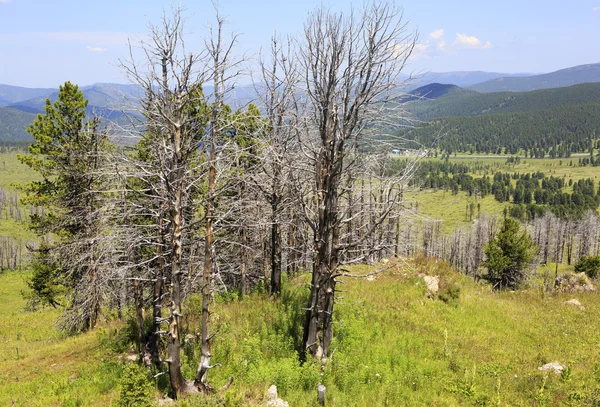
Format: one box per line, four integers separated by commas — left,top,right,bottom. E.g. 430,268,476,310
392,41,427,57
0,0,12,4
413,42,430,55
437,40,447,52
593,6,600,11
429,29,444,40
87,46,107,53
453,33,492,49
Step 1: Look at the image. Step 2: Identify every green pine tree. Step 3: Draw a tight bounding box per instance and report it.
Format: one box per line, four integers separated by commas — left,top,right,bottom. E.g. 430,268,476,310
483,217,537,290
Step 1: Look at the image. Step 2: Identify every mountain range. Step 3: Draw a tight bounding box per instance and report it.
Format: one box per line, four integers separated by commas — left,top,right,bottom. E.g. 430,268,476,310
1,62,600,144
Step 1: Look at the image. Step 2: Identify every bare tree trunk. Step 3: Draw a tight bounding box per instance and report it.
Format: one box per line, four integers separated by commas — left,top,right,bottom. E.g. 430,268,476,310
166,121,188,395
150,213,165,369
195,145,215,390
270,194,282,295
134,279,145,364
288,211,297,275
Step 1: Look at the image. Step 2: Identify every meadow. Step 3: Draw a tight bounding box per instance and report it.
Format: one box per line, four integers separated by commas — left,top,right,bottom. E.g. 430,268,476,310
2,258,600,406
2,151,600,406
408,154,600,231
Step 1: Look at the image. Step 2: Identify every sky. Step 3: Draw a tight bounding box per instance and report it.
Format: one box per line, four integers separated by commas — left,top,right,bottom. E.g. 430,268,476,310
0,0,599,88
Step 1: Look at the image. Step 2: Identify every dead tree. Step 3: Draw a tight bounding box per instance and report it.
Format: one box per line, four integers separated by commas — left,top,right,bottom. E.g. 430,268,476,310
287,2,417,365
195,10,242,392
118,8,227,397
250,35,297,295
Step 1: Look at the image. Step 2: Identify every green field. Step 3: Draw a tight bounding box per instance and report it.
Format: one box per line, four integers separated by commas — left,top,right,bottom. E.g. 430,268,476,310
0,150,41,190
450,155,600,182
408,189,508,233
407,155,600,230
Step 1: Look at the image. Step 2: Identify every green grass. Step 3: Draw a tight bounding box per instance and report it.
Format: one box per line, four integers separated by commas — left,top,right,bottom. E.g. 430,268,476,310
2,150,600,405
0,150,41,190
173,260,600,406
0,151,44,262
443,155,600,184
3,253,600,405
0,270,124,406
408,189,508,232
407,155,600,229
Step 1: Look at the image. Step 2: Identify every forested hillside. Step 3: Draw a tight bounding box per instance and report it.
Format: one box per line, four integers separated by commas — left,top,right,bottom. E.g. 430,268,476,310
7,83,143,114
402,103,600,155
405,82,600,121
399,83,477,103
0,107,35,143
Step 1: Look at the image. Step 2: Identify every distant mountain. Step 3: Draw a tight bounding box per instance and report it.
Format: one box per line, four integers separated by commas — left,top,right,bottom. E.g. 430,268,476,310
0,82,262,145
407,71,533,89
406,82,600,121
399,83,476,103
0,108,35,142
469,63,600,92
7,83,143,115
0,85,58,107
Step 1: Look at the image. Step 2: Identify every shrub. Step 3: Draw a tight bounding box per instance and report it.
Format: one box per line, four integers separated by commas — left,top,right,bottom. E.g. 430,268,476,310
574,255,600,279
118,364,154,407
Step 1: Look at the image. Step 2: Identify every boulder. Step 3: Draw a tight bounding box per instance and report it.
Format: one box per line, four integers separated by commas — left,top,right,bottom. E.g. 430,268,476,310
423,275,439,297
564,299,585,311
538,362,564,374
266,385,289,407
555,272,595,292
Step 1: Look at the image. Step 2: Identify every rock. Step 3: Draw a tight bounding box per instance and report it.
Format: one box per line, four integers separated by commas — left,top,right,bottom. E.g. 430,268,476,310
266,385,278,401
125,352,138,362
423,275,439,297
366,274,376,281
538,362,564,374
555,272,595,292
157,397,176,406
266,385,289,407
564,299,585,311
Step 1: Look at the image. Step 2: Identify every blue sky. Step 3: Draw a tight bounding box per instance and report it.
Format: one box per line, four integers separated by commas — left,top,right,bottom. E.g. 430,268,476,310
0,0,599,87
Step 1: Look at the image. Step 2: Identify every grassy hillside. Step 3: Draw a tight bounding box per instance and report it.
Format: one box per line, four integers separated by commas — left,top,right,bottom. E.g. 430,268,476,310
3,258,600,406
0,270,124,406
0,150,42,188
403,155,600,230
169,261,600,406
409,189,507,233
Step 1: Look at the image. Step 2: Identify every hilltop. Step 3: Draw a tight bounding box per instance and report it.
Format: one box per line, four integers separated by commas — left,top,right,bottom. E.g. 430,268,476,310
469,62,600,93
